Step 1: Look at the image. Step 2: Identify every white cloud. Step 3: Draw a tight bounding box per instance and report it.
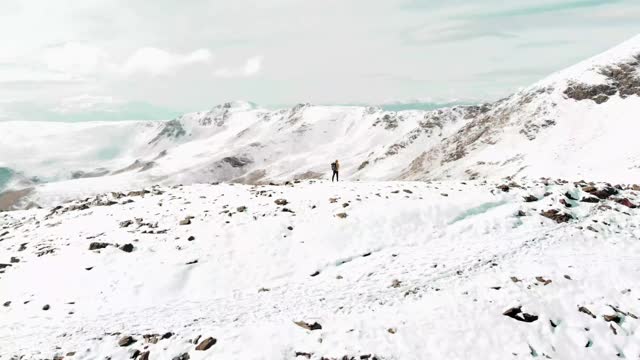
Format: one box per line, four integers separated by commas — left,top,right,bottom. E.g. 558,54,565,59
213,56,263,78
0,66,82,83
42,43,107,75
52,94,123,114
120,47,213,76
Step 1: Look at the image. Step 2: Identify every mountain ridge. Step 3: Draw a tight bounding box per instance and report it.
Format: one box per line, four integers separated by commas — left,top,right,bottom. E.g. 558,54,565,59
2,34,640,209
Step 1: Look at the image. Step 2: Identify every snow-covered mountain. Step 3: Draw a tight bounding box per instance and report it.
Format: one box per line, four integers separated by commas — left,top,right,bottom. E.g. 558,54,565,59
2,35,640,360
2,35,640,209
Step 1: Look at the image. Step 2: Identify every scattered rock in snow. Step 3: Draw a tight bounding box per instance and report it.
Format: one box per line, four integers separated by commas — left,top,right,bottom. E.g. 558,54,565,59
329,198,338,203
540,209,573,223
162,332,173,339
581,196,600,203
387,327,397,334
523,195,538,202
187,235,195,241
390,279,402,288
615,198,637,208
559,199,573,208
498,185,510,192
503,306,538,322
143,334,159,344
89,242,110,250
195,337,217,351
516,210,527,217
287,226,293,230
295,351,313,358
583,186,618,199
564,274,572,280
42,304,50,311
403,189,413,194
172,353,190,360
275,198,288,206
578,306,597,318
510,276,522,283
336,212,348,219
179,218,192,225
294,321,322,331
535,276,552,285
258,287,270,292
139,351,150,360
186,260,198,265
118,335,136,347
131,349,141,359
119,244,134,253
603,314,622,323
10,257,19,263
237,206,247,212
564,192,578,200
120,220,134,228
3,301,10,307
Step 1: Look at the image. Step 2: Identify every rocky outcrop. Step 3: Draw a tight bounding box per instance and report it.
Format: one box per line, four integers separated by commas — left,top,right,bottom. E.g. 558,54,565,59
564,53,640,104
149,119,186,145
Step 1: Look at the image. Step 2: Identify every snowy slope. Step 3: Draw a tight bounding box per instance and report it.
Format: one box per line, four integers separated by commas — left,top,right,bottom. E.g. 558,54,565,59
1,180,639,359
403,34,640,182
2,34,640,209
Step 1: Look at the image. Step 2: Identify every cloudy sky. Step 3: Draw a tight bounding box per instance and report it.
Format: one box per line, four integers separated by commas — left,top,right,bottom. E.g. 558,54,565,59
1,0,639,120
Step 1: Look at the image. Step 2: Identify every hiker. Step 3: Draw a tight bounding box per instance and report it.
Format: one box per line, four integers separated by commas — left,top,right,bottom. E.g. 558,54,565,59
331,160,340,182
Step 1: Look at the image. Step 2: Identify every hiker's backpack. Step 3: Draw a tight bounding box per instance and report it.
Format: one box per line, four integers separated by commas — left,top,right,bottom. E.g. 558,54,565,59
331,162,337,171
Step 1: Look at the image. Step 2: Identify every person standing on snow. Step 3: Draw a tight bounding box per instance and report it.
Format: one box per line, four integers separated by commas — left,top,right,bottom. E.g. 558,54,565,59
331,160,340,182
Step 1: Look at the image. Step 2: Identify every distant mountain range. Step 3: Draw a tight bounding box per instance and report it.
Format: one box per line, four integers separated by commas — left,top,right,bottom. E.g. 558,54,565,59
2,34,640,209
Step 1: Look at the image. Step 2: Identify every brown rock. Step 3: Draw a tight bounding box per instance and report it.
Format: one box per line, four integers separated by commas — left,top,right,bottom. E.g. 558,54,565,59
118,336,137,347
578,306,596,318
274,199,288,206
503,306,538,322
535,276,552,285
603,314,622,323
541,209,573,223
523,195,538,202
615,198,637,208
143,334,159,344
581,196,600,203
139,351,150,360
336,213,348,219
89,242,110,250
294,321,322,331
119,244,134,253
195,337,217,351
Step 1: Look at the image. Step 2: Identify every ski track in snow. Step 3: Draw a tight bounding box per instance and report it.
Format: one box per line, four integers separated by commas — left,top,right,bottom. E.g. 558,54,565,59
1,180,639,359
